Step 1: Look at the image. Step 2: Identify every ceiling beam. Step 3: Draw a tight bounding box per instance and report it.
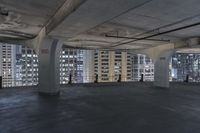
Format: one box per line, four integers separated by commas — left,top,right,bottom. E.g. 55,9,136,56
45,0,87,34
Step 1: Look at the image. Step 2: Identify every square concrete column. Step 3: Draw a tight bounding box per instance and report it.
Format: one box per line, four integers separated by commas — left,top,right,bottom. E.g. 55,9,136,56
154,51,173,88
109,51,115,82
38,37,63,95
121,51,127,81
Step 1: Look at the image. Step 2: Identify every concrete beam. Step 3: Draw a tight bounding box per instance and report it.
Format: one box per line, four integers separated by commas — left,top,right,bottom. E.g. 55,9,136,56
0,28,47,55
46,0,87,34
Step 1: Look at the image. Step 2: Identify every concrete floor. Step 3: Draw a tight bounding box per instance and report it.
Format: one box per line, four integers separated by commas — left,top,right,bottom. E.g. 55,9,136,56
1,82,200,133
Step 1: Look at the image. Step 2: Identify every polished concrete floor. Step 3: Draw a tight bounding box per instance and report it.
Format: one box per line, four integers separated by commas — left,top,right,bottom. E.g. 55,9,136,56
1,82,200,133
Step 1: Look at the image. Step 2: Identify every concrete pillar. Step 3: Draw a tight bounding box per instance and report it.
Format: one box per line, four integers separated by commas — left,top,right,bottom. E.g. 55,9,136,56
128,41,187,88
38,37,63,95
97,50,102,82
83,50,94,83
109,51,115,81
121,52,127,81
154,51,173,88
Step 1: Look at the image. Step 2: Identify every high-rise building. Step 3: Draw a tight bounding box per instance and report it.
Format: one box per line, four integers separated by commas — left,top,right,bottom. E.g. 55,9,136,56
93,50,132,82
60,48,84,84
0,43,39,87
132,54,154,81
83,50,94,83
171,53,200,82
15,45,39,86
0,43,16,87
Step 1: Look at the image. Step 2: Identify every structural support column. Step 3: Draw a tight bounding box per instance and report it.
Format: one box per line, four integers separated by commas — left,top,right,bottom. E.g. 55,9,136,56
154,51,173,88
129,43,177,88
152,39,191,87
38,37,63,95
121,51,127,81
109,51,115,82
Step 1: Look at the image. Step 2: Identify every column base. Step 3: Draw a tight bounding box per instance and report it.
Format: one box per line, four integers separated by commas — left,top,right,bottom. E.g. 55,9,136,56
154,82,170,88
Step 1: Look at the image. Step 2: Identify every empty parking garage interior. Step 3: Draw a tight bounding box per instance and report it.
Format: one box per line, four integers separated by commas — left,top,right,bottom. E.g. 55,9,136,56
1,0,200,133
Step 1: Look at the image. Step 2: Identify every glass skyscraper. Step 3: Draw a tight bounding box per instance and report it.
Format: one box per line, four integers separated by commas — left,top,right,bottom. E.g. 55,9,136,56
59,48,84,84
171,53,200,82
132,54,154,81
0,43,16,87
15,45,39,86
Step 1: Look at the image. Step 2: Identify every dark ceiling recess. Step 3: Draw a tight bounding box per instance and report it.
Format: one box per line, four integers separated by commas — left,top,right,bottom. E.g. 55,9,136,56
0,7,9,16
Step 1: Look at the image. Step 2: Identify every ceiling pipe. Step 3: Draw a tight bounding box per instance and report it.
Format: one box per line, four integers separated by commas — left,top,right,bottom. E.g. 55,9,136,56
132,13,200,38
108,13,200,47
105,34,170,42
111,21,200,47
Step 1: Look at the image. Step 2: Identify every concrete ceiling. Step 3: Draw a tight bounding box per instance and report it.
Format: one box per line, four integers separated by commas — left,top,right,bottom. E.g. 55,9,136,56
0,0,66,39
1,0,200,50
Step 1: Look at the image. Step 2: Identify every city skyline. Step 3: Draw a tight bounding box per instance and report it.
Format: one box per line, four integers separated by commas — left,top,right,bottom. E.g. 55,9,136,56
1,43,200,87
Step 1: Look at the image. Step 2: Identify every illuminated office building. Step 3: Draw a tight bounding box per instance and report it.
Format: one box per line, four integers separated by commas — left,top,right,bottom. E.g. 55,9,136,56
132,54,154,81
60,48,84,84
171,53,200,82
94,50,132,82
15,46,38,86
0,43,16,87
